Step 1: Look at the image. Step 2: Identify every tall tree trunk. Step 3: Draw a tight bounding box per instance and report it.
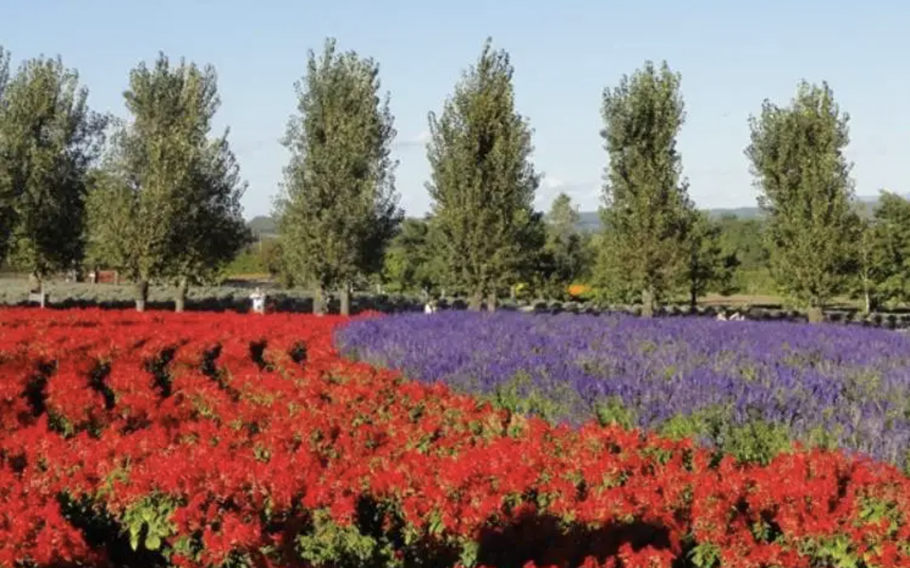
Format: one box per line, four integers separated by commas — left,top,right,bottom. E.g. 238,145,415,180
313,285,326,316
486,290,497,312
689,283,697,310
862,274,871,314
340,283,351,317
468,289,483,311
509,285,516,301
807,305,824,323
175,277,189,313
135,280,149,313
641,286,655,318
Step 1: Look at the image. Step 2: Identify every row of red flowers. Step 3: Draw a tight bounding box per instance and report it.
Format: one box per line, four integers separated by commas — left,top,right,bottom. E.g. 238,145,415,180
0,308,908,568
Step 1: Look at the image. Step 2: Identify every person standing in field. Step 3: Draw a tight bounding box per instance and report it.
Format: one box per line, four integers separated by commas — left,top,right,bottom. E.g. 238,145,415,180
250,287,266,314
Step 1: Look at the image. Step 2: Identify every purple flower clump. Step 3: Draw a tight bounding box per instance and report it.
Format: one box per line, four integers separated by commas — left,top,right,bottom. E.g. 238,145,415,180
335,311,910,465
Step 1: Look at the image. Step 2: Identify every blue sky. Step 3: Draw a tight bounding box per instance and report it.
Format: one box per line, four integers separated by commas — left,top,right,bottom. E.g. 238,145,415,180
2,1,908,218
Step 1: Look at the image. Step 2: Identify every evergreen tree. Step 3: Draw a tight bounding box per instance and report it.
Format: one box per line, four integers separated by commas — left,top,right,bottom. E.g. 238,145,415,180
597,61,691,316
0,54,107,294
276,38,401,316
87,54,235,311
745,81,855,322
426,38,540,311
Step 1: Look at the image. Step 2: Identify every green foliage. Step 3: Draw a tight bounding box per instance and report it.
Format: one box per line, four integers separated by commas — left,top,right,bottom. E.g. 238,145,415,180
166,127,252,299
535,193,593,299
487,371,568,424
660,407,792,466
0,46,10,263
689,542,721,568
226,247,265,276
381,217,445,294
715,215,767,272
714,214,773,295
597,61,691,316
746,80,856,315
722,420,793,466
297,509,401,568
0,52,107,284
276,38,402,315
426,38,540,310
803,535,861,568
594,396,636,430
224,238,281,277
87,53,244,310
849,191,910,311
681,209,739,305
121,494,177,552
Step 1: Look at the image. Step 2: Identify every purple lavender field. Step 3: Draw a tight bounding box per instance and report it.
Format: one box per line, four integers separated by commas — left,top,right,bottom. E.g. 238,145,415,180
336,311,910,466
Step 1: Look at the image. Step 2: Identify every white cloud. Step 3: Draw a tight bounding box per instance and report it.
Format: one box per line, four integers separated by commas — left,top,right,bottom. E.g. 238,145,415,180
540,175,566,191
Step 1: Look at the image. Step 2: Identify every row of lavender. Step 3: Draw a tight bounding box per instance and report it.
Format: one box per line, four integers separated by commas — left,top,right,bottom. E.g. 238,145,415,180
336,311,910,467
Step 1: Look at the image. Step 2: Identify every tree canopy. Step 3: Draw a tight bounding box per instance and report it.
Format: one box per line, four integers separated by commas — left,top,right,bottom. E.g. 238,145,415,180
0,53,106,288
597,61,691,316
426,38,540,311
276,38,402,315
745,80,856,321
87,53,247,311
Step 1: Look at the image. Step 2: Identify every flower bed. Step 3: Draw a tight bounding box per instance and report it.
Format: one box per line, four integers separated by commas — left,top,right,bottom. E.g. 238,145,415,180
1,309,910,567
336,311,910,468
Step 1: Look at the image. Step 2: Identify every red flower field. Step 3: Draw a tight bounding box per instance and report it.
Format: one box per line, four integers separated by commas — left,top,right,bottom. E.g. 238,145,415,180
1,309,909,568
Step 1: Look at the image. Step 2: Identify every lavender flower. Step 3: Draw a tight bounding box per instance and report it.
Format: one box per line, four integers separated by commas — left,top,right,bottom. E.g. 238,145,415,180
336,312,910,466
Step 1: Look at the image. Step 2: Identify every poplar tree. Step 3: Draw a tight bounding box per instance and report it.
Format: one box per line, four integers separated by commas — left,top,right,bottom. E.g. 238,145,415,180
598,61,691,316
426,38,539,311
0,54,106,293
88,54,245,311
0,47,11,265
745,81,855,322
276,38,401,316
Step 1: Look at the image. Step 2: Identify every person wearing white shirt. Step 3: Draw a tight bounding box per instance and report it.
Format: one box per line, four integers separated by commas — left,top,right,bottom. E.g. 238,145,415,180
250,287,266,314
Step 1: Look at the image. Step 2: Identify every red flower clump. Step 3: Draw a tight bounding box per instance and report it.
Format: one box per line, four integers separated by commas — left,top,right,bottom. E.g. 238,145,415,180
0,308,908,568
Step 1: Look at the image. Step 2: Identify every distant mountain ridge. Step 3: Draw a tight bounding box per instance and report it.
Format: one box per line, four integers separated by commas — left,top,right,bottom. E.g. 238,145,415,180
249,194,899,236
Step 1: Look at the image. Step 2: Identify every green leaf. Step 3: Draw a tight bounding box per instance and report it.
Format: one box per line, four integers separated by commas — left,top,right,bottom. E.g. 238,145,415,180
146,533,162,551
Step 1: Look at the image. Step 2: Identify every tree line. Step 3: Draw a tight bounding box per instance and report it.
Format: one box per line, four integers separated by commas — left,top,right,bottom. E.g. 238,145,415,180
0,38,907,319
0,48,249,311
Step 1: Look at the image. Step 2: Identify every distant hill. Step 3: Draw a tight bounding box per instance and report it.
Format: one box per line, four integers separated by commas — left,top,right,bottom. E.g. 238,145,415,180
247,194,898,236
579,206,764,232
